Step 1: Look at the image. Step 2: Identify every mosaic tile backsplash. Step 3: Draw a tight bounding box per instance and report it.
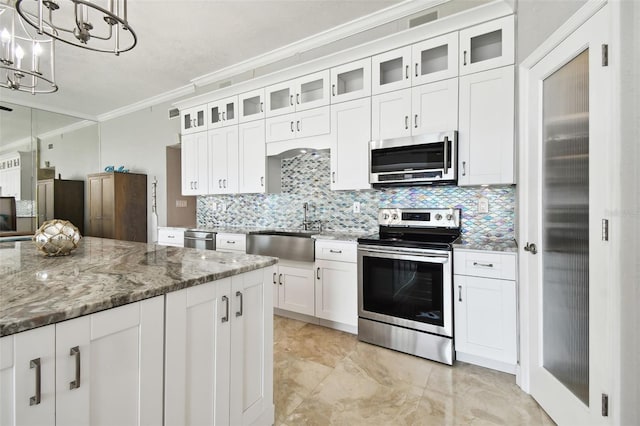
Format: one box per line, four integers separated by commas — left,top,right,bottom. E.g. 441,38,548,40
198,151,515,240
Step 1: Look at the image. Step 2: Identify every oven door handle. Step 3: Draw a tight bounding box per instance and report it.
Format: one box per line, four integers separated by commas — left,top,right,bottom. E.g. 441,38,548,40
358,247,450,263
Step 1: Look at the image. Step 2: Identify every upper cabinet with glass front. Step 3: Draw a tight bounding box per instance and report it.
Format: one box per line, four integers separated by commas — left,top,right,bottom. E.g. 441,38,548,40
265,70,330,117
459,15,514,75
330,58,371,104
181,105,208,134
208,96,238,128
239,88,265,123
372,46,412,95
412,32,458,85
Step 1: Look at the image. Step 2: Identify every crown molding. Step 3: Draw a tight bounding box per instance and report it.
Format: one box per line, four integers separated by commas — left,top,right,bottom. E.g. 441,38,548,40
0,97,98,121
190,0,450,89
36,119,97,140
96,84,195,123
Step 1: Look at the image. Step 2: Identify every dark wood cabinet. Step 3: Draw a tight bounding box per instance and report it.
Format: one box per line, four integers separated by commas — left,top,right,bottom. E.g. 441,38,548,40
37,179,85,234
87,172,147,243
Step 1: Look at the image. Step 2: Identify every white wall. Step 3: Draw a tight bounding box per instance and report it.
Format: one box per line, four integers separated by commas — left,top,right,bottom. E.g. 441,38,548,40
98,102,181,242
39,124,100,181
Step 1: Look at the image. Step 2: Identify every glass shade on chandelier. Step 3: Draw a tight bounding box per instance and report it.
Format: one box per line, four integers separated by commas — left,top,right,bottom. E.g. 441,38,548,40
0,1,57,94
16,0,136,55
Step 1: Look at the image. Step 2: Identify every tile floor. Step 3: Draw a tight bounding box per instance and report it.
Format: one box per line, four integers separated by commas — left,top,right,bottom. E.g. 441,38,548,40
273,315,555,425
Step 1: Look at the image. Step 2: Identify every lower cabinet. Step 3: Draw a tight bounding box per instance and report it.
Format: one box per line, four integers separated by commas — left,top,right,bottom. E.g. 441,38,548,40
165,268,274,426
454,249,517,373
158,227,186,247
272,262,315,316
0,297,164,426
215,233,247,253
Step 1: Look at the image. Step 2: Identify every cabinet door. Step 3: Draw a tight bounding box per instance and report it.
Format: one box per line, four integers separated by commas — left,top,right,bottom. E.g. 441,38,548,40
265,81,295,117
458,66,514,185
372,46,412,95
277,265,315,316
195,131,210,195
181,132,208,196
239,120,267,194
181,105,207,134
315,260,358,327
371,88,412,140
265,113,296,143
230,269,274,426
295,70,330,111
209,96,238,128
209,127,239,194
0,325,55,426
165,279,232,426
330,58,371,104
296,106,330,139
412,32,458,85
88,176,113,238
239,88,265,123
411,78,458,135
459,15,515,75
454,275,517,365
330,98,371,191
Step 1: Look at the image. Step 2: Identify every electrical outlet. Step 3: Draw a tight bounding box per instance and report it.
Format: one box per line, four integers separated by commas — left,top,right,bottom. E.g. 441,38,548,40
210,201,217,211
176,200,187,208
352,202,361,214
477,197,489,214
218,202,226,211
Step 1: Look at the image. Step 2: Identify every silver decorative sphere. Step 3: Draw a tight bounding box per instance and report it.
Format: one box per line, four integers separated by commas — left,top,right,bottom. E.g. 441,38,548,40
33,220,82,256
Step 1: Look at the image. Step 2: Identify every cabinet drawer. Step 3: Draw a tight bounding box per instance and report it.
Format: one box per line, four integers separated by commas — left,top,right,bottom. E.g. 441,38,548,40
216,233,246,252
158,228,185,247
315,240,356,263
454,250,516,280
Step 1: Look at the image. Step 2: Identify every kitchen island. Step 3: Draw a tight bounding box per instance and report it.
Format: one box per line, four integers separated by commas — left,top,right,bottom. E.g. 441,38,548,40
0,237,276,426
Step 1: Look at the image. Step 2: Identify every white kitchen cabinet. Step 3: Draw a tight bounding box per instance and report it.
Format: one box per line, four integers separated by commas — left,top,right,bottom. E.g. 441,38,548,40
216,233,246,253
458,65,514,185
208,96,238,128
265,71,330,117
265,106,330,143
238,120,267,194
412,32,458,85
273,263,315,316
181,131,209,196
209,126,239,194
459,15,515,76
238,88,265,123
181,105,207,135
372,46,412,95
330,97,371,191
158,227,185,247
0,151,33,201
330,58,371,104
55,297,164,426
454,249,517,373
314,240,358,329
0,325,55,426
165,269,274,426
372,79,458,140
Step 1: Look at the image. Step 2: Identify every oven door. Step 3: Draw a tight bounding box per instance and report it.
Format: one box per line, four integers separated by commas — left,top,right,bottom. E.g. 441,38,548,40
358,245,453,337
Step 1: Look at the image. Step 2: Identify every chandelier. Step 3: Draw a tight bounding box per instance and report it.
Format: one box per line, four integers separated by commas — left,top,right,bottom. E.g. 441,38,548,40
15,0,136,55
0,2,57,94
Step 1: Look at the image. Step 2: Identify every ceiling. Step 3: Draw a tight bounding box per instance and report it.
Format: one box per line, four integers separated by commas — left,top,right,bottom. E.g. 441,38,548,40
1,0,403,120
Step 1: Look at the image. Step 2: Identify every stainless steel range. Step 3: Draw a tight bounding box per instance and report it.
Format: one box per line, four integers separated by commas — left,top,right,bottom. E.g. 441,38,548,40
357,207,461,365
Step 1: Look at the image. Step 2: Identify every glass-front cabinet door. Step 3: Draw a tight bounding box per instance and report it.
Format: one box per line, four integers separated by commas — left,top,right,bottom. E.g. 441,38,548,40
265,81,295,118
372,46,412,95
330,58,371,104
239,88,265,123
459,15,514,76
412,32,458,85
208,96,238,128
181,105,207,134
295,70,330,112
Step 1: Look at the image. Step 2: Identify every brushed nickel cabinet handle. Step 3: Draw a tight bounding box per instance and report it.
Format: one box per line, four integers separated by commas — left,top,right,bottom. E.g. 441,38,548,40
296,120,300,132
462,161,467,176
414,114,418,129
236,291,243,317
332,84,336,96
223,179,227,189
473,262,494,268
329,249,342,254
290,121,294,132
405,64,409,79
463,51,467,66
404,116,409,130
222,111,226,121
332,171,336,183
261,176,264,187
29,358,41,406
458,285,462,302
272,272,277,284
296,93,300,104
316,267,320,280
226,240,235,244
278,274,283,285
69,346,81,390
290,94,294,106
222,295,229,323
218,179,222,189
415,63,419,77
260,102,264,112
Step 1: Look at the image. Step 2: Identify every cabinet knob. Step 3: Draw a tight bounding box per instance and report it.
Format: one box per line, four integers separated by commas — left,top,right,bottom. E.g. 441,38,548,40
524,242,538,255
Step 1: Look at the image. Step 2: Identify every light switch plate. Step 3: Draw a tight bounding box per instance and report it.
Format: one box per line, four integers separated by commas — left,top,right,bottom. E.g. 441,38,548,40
353,202,361,214
477,197,489,214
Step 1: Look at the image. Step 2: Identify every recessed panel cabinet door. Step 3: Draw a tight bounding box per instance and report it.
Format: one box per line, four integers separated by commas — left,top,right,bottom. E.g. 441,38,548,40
315,260,358,327
296,106,330,139
371,88,412,140
277,265,315,316
239,121,267,194
411,78,458,134
209,127,239,194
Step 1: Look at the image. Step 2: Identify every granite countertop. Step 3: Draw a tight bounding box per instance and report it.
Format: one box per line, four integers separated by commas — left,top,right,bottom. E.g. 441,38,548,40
191,226,368,242
311,231,369,242
0,237,277,337
453,238,518,253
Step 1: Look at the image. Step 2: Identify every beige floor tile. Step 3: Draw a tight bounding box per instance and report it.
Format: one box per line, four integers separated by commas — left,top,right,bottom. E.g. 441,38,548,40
274,315,307,343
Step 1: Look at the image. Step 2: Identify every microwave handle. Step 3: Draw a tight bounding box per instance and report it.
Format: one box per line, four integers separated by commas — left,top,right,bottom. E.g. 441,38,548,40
443,136,449,175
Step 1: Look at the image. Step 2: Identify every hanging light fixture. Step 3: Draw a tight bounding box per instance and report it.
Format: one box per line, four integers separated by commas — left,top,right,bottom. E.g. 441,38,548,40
0,1,57,94
15,0,136,55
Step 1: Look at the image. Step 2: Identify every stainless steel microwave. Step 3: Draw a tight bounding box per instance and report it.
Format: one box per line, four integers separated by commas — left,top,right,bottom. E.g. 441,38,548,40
369,131,457,187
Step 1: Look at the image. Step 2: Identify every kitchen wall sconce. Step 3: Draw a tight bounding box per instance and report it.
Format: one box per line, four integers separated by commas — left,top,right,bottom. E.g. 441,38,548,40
16,0,136,55
0,2,57,94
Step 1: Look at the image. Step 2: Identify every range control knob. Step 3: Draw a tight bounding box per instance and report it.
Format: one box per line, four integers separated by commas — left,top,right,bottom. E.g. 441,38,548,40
391,214,399,220
382,213,389,220
435,214,443,220
446,214,454,221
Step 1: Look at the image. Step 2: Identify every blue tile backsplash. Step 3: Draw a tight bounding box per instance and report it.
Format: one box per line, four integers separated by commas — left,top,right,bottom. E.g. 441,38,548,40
198,151,515,239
